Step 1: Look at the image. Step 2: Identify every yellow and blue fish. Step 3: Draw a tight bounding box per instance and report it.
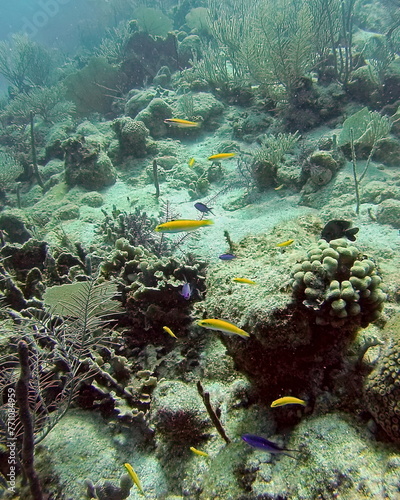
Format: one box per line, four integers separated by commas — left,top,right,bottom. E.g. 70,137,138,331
164,118,200,128
197,318,249,338
155,219,214,233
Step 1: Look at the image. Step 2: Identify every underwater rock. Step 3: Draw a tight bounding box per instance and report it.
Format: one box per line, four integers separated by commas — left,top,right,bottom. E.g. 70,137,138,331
124,88,157,118
364,313,400,442
376,199,400,228
200,218,386,402
372,136,400,166
150,380,209,443
153,65,172,88
178,34,202,67
55,203,80,221
135,98,173,137
0,210,32,243
63,136,116,190
112,117,149,157
80,191,104,208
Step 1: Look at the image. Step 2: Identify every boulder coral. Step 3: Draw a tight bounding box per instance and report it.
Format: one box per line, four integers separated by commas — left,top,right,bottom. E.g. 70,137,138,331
112,117,149,157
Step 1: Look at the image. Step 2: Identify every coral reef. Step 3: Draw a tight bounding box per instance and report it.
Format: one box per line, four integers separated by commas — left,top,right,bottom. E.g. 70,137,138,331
111,117,150,157
63,136,116,190
290,238,386,327
364,313,400,442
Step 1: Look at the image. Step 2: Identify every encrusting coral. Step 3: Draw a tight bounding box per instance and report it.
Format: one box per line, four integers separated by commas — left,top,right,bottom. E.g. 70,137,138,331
364,313,400,442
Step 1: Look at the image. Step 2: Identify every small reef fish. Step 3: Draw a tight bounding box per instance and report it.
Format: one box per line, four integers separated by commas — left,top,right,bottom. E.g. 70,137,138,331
219,253,236,260
197,318,250,338
277,239,294,247
190,446,209,457
321,219,359,242
274,184,284,190
164,118,200,128
188,157,196,167
270,396,307,408
163,326,177,339
155,219,214,233
123,463,144,494
232,278,257,285
208,153,236,161
242,434,299,459
194,202,214,215
180,281,193,300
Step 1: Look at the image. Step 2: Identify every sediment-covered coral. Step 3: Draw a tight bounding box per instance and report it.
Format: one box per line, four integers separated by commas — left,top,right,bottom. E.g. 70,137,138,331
112,117,149,157
290,238,387,327
63,136,116,190
364,313,400,442
150,380,209,443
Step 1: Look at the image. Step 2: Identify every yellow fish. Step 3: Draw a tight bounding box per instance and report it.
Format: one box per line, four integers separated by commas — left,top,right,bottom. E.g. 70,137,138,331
208,153,236,161
274,184,284,190
164,118,200,128
190,446,209,457
123,463,144,494
197,318,249,338
232,278,257,285
270,396,307,408
155,219,214,233
277,239,294,247
188,157,196,168
163,326,177,339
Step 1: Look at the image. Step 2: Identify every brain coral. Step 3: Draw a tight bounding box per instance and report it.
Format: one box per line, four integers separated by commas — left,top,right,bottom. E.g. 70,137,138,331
290,238,386,328
364,314,400,442
112,117,149,157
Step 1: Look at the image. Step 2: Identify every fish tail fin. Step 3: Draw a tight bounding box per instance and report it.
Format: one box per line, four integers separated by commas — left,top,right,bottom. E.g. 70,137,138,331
345,227,359,241
204,219,214,226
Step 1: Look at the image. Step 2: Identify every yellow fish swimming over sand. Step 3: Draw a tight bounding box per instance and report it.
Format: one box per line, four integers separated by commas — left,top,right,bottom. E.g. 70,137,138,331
155,219,214,233
197,318,249,338
208,153,236,161
123,463,144,494
164,118,200,128
270,396,306,407
232,278,257,285
276,239,294,247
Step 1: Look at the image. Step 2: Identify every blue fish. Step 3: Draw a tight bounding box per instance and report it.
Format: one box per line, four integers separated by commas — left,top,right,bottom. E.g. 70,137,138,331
242,434,299,459
179,281,193,300
219,253,236,260
194,202,214,215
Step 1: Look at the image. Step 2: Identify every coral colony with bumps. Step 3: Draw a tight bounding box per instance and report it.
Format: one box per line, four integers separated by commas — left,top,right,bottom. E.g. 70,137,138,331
0,0,400,498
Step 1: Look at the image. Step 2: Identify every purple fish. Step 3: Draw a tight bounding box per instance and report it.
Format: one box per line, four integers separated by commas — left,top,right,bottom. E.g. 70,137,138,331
242,434,298,459
194,202,214,215
179,281,193,300
219,253,236,260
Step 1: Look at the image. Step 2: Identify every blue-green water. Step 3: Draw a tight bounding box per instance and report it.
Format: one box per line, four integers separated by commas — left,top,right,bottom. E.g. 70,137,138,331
0,0,400,498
